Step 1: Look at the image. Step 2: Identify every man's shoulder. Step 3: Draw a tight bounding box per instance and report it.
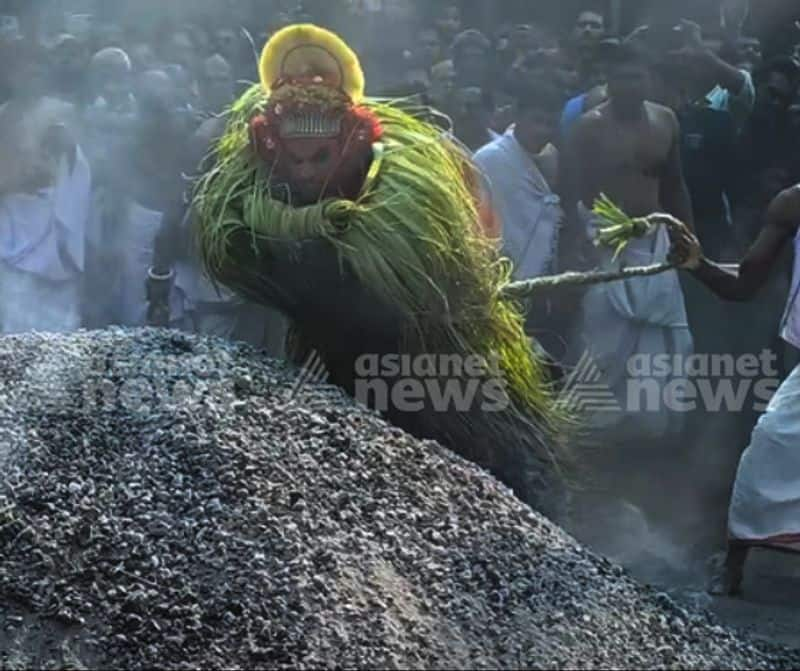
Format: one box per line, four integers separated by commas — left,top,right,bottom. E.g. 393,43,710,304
774,185,800,211
583,84,608,110
572,103,608,131
644,101,678,122
644,102,682,138
769,185,800,232
473,132,511,165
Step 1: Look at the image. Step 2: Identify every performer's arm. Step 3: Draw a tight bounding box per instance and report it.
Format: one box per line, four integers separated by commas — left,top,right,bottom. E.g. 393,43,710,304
147,118,226,325
692,186,800,301
216,232,412,349
151,196,188,274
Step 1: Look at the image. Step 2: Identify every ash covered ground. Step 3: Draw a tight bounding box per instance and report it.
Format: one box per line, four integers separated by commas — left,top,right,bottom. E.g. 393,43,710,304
0,329,798,669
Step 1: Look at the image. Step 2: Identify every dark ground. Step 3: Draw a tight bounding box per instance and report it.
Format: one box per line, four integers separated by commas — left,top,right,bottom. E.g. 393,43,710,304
1,328,799,669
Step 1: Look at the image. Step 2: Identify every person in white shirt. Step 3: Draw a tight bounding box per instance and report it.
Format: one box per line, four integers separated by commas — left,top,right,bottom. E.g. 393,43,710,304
0,49,91,334
473,78,565,361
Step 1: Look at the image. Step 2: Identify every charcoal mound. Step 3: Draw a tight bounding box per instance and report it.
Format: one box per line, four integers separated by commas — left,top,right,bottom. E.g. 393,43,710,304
0,329,797,670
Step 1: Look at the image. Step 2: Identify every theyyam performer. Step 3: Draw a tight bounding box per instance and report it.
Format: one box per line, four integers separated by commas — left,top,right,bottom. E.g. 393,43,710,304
191,23,699,517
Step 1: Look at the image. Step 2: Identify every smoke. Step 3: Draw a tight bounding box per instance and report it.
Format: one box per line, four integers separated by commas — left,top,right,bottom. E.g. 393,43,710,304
563,294,793,599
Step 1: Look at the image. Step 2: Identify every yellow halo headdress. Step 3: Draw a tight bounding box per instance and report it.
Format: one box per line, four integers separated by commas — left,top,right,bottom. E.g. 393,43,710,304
259,23,366,104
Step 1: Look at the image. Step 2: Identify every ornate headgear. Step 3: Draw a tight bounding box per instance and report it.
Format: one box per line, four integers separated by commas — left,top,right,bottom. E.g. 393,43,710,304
259,23,365,105
250,24,382,157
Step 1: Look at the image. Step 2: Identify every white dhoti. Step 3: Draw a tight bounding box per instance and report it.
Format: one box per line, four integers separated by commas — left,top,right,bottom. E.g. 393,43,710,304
728,363,800,551
728,228,800,551
0,263,81,334
568,205,694,444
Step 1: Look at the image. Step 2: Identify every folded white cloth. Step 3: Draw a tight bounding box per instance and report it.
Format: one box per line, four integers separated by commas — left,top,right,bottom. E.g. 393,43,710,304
567,203,693,443
729,362,800,551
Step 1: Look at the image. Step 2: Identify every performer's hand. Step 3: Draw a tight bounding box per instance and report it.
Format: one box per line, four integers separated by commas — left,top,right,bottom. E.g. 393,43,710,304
654,214,703,270
145,268,173,327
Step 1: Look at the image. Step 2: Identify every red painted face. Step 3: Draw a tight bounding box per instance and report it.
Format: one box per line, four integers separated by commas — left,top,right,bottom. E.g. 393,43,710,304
251,104,383,205
277,136,342,203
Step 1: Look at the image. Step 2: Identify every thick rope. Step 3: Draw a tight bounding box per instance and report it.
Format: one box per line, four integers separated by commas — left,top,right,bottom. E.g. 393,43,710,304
501,261,677,299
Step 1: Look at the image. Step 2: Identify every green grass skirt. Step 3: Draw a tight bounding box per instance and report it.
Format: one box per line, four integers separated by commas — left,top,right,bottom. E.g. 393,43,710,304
193,86,574,488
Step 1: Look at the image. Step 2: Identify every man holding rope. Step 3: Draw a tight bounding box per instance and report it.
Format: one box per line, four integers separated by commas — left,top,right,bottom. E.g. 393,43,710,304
687,185,800,596
559,40,695,448
609,181,800,597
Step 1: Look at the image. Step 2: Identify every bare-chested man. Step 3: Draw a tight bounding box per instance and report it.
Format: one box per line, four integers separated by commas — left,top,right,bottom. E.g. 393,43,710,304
561,42,693,238
558,42,696,522
687,185,800,595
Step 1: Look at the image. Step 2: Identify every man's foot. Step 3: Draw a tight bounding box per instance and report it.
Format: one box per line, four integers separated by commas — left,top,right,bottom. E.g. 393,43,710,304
707,547,748,597
708,566,742,596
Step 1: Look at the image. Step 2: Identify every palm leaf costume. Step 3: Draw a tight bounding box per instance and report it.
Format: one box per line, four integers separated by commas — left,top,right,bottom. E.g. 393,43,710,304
193,24,572,514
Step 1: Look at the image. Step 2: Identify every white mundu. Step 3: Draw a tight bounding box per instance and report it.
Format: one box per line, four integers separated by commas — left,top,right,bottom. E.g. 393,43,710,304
567,203,694,444
728,228,800,551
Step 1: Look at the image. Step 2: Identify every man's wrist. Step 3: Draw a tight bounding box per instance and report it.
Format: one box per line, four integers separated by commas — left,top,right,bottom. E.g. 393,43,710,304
691,256,716,277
